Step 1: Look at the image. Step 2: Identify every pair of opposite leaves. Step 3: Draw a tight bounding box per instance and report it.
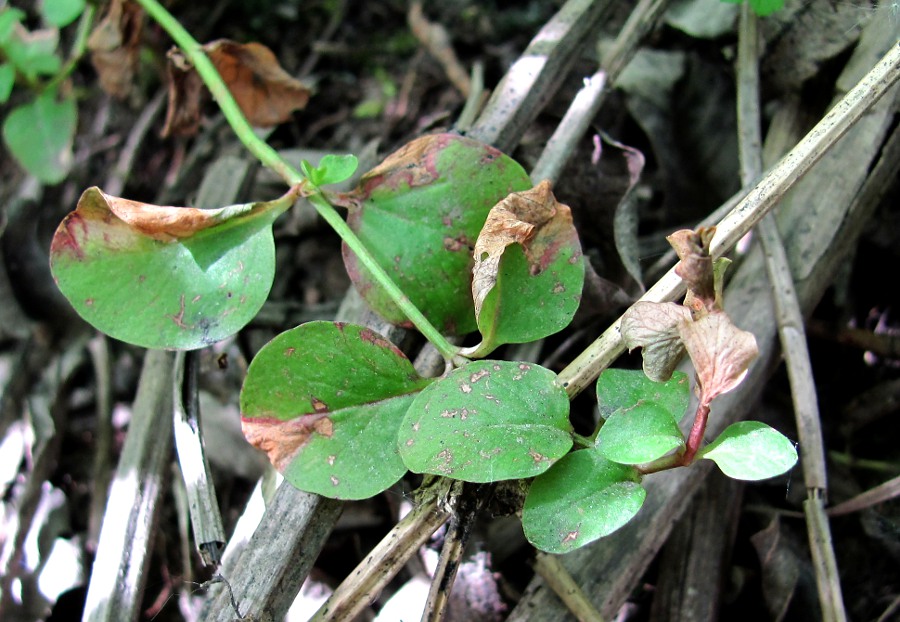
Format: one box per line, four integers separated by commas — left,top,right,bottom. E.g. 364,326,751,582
50,133,584,356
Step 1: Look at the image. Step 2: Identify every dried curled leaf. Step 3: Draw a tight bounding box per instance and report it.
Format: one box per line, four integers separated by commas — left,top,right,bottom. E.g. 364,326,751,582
472,180,563,315
620,301,692,382
87,0,144,100
205,40,310,127
678,310,759,404
162,48,204,137
468,180,584,355
668,227,716,316
163,40,311,137
75,187,252,241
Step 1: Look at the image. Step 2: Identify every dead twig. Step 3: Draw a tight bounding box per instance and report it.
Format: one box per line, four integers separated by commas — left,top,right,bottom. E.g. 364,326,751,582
736,6,845,619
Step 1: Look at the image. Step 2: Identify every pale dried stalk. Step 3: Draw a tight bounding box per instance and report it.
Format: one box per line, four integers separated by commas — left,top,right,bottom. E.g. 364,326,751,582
172,351,225,565
736,5,845,620
82,350,174,622
310,496,448,622
467,0,614,152
557,39,900,398
533,553,605,622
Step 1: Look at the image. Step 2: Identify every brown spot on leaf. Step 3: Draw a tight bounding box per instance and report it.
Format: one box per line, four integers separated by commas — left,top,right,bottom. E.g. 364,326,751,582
169,294,189,329
311,397,329,413
85,298,94,307
327,455,336,466
241,412,333,472
528,449,547,464
284,347,296,356
355,134,452,196
460,383,472,394
331,476,340,486
562,531,579,544
470,369,490,383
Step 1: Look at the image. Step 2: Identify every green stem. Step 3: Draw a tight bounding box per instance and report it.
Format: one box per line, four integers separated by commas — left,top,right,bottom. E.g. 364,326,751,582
136,0,461,363
137,0,298,184
45,4,96,92
307,194,460,362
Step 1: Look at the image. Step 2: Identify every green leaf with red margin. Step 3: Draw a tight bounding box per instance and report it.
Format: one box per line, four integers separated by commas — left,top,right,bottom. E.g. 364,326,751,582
399,360,572,483
241,321,431,500
522,449,645,553
50,186,294,349
467,180,584,357
340,133,532,335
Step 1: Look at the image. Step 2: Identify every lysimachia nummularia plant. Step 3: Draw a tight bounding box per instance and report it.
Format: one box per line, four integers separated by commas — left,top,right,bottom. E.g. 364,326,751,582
48,3,796,551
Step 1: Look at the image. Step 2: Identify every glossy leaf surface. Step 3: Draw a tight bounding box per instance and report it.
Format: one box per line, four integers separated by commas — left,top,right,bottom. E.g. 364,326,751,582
50,187,291,349
597,401,684,465
595,369,690,422
241,322,431,499
523,450,645,553
399,360,571,482
699,421,797,480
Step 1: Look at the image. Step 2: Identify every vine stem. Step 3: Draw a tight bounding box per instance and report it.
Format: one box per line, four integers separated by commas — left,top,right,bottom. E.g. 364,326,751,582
136,0,460,362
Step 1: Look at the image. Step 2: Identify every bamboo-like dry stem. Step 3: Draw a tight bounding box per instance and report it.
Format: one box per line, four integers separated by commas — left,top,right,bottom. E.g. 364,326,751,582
172,351,225,565
532,553,605,622
557,38,900,398
310,496,449,622
736,7,847,619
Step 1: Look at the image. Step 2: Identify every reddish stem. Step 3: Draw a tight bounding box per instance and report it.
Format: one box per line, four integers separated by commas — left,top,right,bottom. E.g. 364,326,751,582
681,400,710,466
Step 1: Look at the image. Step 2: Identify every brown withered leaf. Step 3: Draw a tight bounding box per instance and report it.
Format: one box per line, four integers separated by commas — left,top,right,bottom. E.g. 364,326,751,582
162,48,205,137
472,180,571,317
242,414,334,472
205,40,311,127
83,187,247,241
88,0,144,100
668,227,716,316
620,301,692,382
678,310,758,405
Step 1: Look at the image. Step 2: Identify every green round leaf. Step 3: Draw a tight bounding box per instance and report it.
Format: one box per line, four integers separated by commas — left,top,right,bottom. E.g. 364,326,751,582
241,322,431,500
41,0,86,27
597,401,684,465
471,182,584,356
3,90,75,184
399,360,572,482
50,187,288,349
596,369,690,422
522,450,645,553
343,133,532,335
699,421,798,480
